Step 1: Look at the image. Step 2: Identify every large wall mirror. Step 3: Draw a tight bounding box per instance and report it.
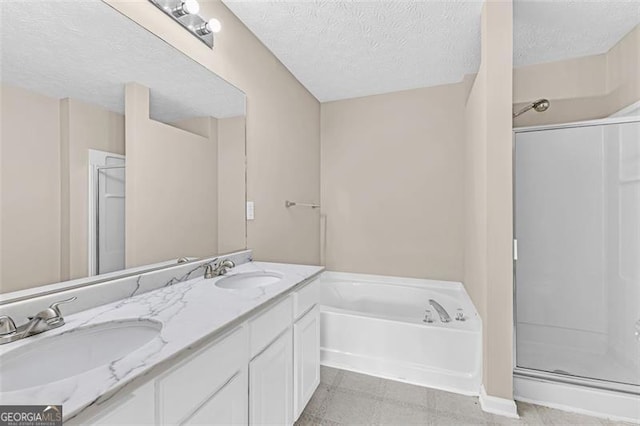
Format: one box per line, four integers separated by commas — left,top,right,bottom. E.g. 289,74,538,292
0,0,247,294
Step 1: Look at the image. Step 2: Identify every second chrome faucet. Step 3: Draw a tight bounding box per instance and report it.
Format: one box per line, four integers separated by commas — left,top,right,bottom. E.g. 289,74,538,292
204,259,236,279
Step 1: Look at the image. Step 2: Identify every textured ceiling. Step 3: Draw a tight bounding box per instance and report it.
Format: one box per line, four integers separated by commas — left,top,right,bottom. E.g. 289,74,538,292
514,0,640,68
0,0,245,121
223,0,484,102
223,0,639,102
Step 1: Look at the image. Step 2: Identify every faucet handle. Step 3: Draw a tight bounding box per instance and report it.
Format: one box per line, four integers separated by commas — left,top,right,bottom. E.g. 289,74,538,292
0,316,16,336
219,259,235,268
49,296,77,316
204,264,214,279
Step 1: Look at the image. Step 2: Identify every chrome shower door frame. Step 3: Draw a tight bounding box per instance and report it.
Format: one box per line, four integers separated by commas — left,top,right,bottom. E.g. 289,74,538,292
512,115,640,397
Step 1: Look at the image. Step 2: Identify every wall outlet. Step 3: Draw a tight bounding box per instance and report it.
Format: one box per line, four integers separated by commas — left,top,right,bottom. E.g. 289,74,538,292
246,201,255,220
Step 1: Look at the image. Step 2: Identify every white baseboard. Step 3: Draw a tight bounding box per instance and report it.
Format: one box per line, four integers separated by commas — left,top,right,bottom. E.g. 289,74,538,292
479,385,519,418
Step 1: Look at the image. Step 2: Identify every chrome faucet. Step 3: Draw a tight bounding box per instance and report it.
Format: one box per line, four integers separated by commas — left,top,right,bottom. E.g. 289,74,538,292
429,299,451,323
213,259,235,276
204,259,236,279
0,296,77,345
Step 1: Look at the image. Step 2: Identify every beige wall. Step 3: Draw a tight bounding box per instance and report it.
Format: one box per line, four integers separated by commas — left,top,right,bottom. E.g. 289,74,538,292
513,24,640,126
125,83,219,267
174,114,247,254
606,24,640,114
60,98,125,280
320,84,466,280
108,0,321,265
464,68,487,330
218,116,246,254
464,0,514,400
1,85,61,292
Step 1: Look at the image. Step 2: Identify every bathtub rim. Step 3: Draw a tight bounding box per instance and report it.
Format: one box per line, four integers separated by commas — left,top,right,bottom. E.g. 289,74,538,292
320,304,481,332
321,271,467,292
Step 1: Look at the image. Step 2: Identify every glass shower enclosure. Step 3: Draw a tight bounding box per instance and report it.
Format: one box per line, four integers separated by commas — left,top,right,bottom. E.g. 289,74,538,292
514,117,640,393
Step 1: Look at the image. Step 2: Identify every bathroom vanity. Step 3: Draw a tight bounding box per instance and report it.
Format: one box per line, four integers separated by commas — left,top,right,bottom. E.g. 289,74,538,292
0,258,322,425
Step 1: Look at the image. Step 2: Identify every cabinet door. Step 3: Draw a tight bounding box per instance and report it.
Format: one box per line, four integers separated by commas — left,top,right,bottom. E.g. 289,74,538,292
249,328,293,426
85,381,155,425
294,305,320,420
183,368,248,425
158,326,248,425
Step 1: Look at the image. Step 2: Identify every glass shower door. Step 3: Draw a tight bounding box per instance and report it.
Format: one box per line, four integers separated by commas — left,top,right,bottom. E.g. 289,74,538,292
514,119,640,388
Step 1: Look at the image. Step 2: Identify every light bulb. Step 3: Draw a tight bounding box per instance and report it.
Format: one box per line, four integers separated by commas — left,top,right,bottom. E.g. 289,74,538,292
207,18,222,34
172,0,199,17
195,18,222,35
183,0,199,14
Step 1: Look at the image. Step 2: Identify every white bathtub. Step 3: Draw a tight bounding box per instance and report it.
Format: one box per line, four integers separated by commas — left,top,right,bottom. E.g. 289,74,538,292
320,272,482,395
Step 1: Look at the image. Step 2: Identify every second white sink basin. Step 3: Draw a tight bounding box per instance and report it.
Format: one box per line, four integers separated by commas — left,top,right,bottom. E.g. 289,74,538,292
215,271,283,290
0,319,161,392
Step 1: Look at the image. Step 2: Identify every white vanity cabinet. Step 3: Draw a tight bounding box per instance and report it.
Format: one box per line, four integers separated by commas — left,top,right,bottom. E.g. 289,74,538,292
293,305,320,419
246,277,320,426
292,279,320,420
249,329,293,425
248,296,294,426
80,326,249,426
75,276,321,426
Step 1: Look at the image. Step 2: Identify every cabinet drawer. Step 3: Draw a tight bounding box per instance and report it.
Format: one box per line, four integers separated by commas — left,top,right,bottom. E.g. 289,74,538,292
293,278,319,320
249,296,292,358
158,326,248,425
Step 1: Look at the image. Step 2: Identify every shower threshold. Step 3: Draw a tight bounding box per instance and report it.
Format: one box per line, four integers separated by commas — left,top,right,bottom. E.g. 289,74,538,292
514,368,640,423
514,367,639,396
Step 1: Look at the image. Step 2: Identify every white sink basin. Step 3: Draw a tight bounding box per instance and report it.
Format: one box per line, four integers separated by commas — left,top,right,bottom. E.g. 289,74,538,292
215,271,283,290
0,319,161,392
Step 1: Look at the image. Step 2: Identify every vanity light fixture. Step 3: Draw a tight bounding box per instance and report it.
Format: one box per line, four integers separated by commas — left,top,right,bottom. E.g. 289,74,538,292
148,0,220,48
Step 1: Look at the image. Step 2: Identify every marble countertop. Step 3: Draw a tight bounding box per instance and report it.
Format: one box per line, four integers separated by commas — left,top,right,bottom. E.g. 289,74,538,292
0,261,324,420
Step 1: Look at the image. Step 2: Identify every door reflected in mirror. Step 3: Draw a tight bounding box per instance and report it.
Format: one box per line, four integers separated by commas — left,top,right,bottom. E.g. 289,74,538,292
90,150,126,276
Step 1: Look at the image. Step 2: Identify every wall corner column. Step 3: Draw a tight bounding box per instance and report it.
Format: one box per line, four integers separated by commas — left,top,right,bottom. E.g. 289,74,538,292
463,0,516,416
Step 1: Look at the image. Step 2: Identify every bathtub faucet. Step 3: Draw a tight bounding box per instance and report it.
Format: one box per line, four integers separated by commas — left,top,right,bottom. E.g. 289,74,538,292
429,299,451,323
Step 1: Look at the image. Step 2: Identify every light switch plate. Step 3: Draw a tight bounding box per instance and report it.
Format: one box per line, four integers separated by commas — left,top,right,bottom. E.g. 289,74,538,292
246,201,255,220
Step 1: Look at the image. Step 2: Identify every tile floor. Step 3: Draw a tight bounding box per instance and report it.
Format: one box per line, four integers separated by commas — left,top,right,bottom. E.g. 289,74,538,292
295,366,634,426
